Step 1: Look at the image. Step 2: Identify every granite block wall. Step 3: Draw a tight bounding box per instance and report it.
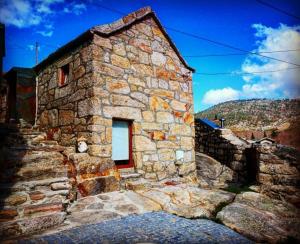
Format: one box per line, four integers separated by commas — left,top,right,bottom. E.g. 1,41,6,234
36,10,197,188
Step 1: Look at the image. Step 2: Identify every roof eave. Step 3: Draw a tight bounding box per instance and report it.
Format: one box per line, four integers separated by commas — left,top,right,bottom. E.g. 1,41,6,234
34,7,195,73
34,30,93,73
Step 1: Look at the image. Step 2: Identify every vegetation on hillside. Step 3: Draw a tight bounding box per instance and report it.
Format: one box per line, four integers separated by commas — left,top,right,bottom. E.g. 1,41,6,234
196,99,300,129
196,99,300,150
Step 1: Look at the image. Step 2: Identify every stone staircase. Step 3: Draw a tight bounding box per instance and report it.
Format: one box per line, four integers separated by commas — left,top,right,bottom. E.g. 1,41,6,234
118,168,150,191
0,123,73,240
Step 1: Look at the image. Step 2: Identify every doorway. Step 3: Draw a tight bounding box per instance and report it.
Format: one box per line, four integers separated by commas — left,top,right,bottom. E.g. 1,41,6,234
112,119,133,169
245,147,258,183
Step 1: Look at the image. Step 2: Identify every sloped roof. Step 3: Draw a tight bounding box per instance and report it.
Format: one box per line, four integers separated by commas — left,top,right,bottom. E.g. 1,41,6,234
195,118,220,129
35,6,195,73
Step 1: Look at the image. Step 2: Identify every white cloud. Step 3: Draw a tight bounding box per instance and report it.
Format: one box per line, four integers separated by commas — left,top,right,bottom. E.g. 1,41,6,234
202,87,240,105
0,0,42,28
37,30,54,37
241,23,300,99
202,24,300,107
0,0,86,30
64,3,86,15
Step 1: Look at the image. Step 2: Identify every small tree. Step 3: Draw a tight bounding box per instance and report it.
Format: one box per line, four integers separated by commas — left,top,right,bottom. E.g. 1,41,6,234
251,132,255,140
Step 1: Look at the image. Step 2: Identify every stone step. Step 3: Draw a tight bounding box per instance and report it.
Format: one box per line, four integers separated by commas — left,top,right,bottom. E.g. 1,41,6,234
0,177,70,193
0,190,70,209
1,150,64,166
5,144,65,152
0,211,66,240
0,162,68,183
121,172,142,180
0,201,65,219
122,178,153,191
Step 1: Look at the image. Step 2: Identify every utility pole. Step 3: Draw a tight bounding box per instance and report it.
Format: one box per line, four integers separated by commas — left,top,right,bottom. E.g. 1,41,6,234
35,42,39,65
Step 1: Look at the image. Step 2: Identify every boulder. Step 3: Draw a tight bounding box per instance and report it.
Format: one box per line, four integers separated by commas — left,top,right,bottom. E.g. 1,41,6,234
195,152,235,188
217,191,300,243
136,185,235,219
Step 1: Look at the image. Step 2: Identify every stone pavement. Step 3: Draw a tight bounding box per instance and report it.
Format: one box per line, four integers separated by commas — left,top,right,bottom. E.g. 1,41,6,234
20,212,252,244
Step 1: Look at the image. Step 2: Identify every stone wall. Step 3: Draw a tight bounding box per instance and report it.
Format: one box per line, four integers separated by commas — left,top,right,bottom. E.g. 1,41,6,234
90,16,196,181
256,144,300,206
0,85,7,123
195,119,250,183
36,8,196,188
36,40,94,146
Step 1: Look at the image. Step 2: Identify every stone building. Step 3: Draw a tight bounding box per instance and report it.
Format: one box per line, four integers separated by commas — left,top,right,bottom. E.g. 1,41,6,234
34,7,196,189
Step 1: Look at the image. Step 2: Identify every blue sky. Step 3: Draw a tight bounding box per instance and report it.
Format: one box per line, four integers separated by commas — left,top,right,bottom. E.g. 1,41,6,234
1,0,300,112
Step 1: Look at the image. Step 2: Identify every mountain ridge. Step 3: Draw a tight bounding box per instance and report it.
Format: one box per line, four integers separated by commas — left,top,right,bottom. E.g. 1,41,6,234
195,98,300,150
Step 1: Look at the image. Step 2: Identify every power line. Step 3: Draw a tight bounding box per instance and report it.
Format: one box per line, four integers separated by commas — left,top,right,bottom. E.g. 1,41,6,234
165,26,300,67
256,0,300,20
92,3,126,15
194,67,300,76
184,49,300,58
91,3,300,67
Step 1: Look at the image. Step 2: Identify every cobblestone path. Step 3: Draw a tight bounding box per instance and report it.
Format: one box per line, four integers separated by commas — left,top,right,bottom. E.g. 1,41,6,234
20,212,252,244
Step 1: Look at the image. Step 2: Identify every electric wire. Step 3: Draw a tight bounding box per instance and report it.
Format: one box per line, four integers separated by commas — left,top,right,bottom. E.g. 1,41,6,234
256,0,300,20
92,3,300,67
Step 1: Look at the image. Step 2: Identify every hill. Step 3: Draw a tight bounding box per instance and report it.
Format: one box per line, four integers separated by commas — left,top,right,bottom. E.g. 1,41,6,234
195,99,300,150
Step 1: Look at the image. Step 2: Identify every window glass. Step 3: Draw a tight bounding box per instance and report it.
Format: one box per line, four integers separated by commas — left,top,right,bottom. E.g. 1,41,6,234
112,120,129,161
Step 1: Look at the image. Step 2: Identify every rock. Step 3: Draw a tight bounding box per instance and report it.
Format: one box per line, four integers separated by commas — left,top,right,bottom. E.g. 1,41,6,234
59,110,74,126
170,124,191,136
170,100,186,111
111,54,130,68
136,185,235,219
178,162,196,176
195,152,235,188
111,94,145,108
88,144,111,157
134,136,156,151
68,210,121,225
115,203,139,214
113,43,126,56
78,97,102,117
0,208,18,221
151,51,166,66
51,182,71,191
94,35,112,49
3,193,27,206
149,96,170,111
156,112,174,123
103,106,142,121
77,176,120,197
24,202,63,216
106,80,130,94
217,192,300,243
29,191,46,201
19,212,66,236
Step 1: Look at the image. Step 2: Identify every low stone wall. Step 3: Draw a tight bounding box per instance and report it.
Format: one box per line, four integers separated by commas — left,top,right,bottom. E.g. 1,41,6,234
195,119,250,183
64,151,120,198
0,85,7,123
256,144,300,206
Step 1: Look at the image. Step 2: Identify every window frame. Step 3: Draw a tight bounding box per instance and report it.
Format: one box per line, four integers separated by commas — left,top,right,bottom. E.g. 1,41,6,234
59,63,70,87
112,118,134,169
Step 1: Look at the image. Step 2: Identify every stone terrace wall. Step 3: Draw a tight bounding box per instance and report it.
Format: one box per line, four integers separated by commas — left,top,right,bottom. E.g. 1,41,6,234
89,15,196,181
195,119,250,183
256,144,300,206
